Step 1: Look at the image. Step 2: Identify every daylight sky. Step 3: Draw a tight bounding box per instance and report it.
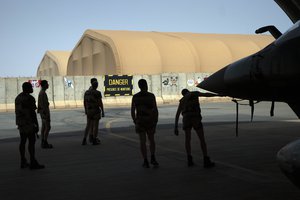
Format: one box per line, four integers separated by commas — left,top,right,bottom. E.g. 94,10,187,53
0,0,293,77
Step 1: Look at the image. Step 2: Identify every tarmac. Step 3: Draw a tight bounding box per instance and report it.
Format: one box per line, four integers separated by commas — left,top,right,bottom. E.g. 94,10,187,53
1,101,300,200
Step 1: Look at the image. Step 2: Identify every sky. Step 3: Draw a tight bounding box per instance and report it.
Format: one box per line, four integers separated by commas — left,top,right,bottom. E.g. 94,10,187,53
0,0,293,77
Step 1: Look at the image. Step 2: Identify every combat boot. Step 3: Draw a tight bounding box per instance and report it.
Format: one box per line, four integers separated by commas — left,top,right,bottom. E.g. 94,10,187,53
30,160,45,170
20,159,29,169
42,140,53,149
187,155,194,167
142,159,150,168
203,156,215,168
41,139,45,148
150,155,159,167
92,137,100,145
82,138,87,145
89,135,93,143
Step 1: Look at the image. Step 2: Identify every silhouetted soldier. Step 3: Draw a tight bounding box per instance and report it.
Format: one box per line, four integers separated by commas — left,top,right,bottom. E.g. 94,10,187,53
175,88,216,168
82,79,104,145
38,80,53,149
131,79,159,168
15,82,45,170
83,78,97,145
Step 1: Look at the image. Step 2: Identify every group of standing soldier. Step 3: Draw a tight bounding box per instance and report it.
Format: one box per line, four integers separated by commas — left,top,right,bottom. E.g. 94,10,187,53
15,80,52,169
15,78,216,170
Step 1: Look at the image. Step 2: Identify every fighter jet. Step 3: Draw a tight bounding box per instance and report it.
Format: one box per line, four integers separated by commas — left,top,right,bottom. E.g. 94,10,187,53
198,0,300,188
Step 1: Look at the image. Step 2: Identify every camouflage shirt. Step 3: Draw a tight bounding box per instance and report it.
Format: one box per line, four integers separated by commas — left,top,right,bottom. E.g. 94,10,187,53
84,88,102,115
15,92,38,127
180,91,202,118
131,91,158,126
37,89,50,120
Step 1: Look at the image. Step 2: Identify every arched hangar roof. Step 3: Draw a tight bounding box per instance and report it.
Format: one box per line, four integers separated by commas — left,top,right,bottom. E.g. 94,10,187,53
37,51,70,76
67,30,274,75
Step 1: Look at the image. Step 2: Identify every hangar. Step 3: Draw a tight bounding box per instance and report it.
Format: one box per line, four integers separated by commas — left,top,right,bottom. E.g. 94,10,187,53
36,30,274,76
37,51,70,76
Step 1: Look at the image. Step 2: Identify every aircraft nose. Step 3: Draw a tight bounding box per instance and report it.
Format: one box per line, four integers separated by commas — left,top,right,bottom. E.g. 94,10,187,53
197,66,228,94
277,139,300,189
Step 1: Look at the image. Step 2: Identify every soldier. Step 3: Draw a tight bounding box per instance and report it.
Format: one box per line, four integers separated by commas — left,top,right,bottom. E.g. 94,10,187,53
15,82,45,170
38,80,53,149
82,79,104,145
83,78,97,145
131,79,159,168
174,88,216,168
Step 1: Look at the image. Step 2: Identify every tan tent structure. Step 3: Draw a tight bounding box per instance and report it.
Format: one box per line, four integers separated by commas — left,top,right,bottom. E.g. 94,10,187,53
66,30,274,76
37,51,70,76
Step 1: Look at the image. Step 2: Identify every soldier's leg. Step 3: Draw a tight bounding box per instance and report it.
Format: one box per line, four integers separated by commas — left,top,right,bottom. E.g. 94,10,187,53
42,119,52,148
135,124,149,167
84,117,90,138
147,130,159,166
139,132,147,158
28,132,36,163
19,131,28,168
44,119,51,140
41,118,46,141
195,123,215,168
195,128,208,157
93,118,100,139
82,117,90,145
28,132,45,169
185,129,195,166
185,129,192,155
183,117,194,166
91,117,100,145
139,132,149,168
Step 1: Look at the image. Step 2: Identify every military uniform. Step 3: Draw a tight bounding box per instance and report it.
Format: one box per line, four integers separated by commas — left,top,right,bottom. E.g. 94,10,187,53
38,89,52,148
180,91,203,131
131,88,159,168
132,91,158,134
83,87,103,144
15,92,40,168
38,89,50,121
175,90,215,168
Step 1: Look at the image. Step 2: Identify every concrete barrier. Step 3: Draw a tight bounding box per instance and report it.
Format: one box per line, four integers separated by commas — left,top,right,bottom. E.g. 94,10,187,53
0,73,216,112
5,78,18,111
0,78,6,111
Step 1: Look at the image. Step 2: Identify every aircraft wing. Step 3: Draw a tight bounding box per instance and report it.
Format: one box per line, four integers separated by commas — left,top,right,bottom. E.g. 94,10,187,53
275,0,300,23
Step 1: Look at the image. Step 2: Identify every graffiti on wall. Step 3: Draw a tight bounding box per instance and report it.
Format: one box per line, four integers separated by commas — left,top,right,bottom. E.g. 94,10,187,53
186,76,208,87
162,76,178,87
28,80,41,88
64,77,74,88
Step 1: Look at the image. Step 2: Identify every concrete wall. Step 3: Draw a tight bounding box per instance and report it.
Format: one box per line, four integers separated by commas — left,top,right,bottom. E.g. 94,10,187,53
0,73,218,112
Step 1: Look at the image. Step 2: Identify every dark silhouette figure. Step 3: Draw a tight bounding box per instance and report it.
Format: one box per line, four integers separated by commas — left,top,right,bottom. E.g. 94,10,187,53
175,89,216,168
83,78,97,144
131,79,159,168
15,82,45,170
82,79,104,145
38,80,53,149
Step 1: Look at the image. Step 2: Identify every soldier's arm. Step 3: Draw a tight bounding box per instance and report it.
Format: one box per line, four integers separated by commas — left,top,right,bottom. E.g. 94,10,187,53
39,92,47,113
99,98,104,117
174,101,183,135
131,97,136,124
30,97,39,132
83,92,88,114
15,98,23,126
153,96,158,124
